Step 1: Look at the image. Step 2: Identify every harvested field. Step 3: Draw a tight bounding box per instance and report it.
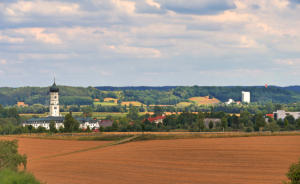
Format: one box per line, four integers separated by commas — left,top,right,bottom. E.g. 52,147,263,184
176,101,193,107
3,136,300,184
189,96,220,105
121,101,144,106
104,97,118,103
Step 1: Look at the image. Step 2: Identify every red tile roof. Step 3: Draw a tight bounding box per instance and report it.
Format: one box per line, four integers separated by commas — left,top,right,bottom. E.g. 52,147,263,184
148,116,166,122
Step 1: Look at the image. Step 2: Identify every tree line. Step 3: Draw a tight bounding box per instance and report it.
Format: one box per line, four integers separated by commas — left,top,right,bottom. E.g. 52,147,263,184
2,85,300,106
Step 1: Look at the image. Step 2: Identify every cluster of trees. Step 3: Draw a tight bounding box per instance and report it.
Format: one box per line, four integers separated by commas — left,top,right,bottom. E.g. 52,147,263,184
287,159,300,184
0,105,26,135
0,140,40,184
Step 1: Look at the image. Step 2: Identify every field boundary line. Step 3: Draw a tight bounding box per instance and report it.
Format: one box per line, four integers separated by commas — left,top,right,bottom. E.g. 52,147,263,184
37,135,139,160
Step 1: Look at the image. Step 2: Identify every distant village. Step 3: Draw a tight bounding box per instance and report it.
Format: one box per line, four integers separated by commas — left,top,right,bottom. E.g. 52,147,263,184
21,82,300,132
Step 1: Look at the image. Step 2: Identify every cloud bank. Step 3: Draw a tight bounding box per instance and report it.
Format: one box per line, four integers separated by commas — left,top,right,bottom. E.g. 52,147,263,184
0,0,299,87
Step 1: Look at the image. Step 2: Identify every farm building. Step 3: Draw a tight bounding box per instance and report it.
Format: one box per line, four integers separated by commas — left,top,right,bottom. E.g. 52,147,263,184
148,116,166,124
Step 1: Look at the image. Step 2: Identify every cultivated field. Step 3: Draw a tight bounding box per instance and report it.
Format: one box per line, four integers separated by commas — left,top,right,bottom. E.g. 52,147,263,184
189,96,220,105
2,134,300,184
121,101,144,106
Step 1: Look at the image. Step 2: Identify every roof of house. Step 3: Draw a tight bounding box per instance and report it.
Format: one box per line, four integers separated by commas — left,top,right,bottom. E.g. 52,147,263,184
148,116,165,122
99,120,113,127
24,116,96,124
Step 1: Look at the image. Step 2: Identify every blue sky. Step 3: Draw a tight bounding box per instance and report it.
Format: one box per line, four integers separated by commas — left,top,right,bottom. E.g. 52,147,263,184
0,0,300,87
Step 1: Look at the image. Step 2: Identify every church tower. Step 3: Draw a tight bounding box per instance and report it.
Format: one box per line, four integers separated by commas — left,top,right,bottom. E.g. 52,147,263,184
49,80,60,117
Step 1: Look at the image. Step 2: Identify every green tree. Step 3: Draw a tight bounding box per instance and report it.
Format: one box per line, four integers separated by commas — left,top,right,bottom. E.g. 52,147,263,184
111,121,119,131
27,125,33,134
0,140,41,184
127,106,139,120
0,140,27,171
296,119,300,129
86,125,91,132
154,106,164,116
285,115,296,125
209,121,214,129
284,119,290,128
36,126,46,133
221,117,228,130
254,113,266,131
286,159,300,184
63,113,79,132
264,122,280,132
0,169,41,184
240,111,252,127
82,106,93,117
198,119,205,132
49,121,57,133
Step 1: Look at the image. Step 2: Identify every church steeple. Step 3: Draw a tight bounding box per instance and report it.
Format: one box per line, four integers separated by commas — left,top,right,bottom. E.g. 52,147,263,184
49,79,60,117
50,78,59,93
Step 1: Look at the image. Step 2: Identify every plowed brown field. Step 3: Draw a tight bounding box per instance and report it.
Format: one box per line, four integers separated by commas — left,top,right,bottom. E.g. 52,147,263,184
4,136,300,184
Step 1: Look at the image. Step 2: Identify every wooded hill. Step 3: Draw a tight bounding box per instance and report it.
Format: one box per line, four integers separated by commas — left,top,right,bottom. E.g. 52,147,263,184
0,85,300,106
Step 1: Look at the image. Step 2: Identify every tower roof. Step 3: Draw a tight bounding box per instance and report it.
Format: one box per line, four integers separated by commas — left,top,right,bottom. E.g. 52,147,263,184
50,82,59,92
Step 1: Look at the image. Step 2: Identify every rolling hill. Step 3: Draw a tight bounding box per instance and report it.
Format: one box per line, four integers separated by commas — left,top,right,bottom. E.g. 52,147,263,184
1,85,300,106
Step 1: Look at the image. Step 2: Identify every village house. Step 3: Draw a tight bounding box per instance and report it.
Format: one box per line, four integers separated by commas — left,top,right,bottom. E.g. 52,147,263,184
273,110,300,120
17,102,28,107
147,115,166,124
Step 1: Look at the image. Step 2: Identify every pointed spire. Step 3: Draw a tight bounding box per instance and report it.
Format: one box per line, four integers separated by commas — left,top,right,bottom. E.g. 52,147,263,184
50,77,59,92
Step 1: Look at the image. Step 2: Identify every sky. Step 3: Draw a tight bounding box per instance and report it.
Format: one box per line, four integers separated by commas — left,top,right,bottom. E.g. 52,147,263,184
0,0,300,87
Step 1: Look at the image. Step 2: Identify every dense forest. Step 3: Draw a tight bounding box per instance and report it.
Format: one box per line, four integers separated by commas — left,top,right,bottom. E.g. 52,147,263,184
0,85,300,106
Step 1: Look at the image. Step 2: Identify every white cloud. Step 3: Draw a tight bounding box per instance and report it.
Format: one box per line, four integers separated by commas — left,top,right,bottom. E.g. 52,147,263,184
14,28,62,44
0,33,24,43
107,45,161,58
275,58,300,66
4,1,80,18
0,59,7,65
146,0,161,8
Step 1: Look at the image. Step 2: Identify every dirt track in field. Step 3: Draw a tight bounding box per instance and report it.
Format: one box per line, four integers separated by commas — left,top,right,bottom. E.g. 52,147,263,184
4,136,300,184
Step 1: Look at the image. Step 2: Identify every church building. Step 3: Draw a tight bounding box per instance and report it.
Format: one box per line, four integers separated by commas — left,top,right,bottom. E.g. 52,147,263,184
23,81,98,130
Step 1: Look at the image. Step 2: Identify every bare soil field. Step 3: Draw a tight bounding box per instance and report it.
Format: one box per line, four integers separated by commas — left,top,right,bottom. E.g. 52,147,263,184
3,136,300,184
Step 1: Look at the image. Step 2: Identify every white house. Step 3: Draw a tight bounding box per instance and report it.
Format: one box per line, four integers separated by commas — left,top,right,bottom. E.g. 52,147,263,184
273,110,300,120
225,99,235,105
80,121,100,130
